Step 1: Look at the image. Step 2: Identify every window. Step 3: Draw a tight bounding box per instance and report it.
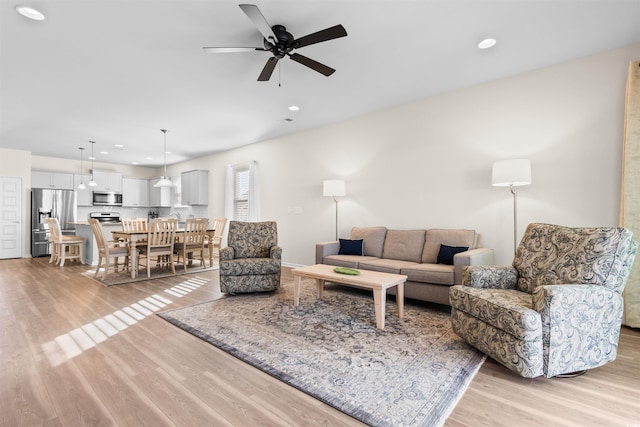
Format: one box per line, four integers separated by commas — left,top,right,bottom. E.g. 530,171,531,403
233,165,250,221
225,161,260,221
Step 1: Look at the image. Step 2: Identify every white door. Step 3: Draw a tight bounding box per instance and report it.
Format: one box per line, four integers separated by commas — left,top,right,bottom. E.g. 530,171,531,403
1,176,24,259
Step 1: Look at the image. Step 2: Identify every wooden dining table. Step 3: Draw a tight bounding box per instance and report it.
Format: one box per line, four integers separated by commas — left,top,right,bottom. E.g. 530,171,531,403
112,228,216,279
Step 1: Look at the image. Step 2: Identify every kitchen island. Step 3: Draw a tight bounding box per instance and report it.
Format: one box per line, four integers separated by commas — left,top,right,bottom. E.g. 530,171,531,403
70,221,123,265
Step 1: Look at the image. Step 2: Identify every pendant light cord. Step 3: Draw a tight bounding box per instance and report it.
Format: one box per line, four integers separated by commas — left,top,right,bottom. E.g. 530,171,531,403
161,129,167,177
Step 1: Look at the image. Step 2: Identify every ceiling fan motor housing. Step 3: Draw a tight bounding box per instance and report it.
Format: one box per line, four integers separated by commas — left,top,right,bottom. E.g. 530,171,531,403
265,24,295,58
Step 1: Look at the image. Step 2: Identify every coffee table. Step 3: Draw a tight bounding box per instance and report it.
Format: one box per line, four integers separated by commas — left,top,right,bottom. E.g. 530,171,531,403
291,264,407,329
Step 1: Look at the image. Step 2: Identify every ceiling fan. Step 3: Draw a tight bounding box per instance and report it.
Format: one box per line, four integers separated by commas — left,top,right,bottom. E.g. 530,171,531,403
203,4,348,81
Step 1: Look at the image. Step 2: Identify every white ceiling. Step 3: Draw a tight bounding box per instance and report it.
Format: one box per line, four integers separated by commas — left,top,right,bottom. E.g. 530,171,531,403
1,0,639,167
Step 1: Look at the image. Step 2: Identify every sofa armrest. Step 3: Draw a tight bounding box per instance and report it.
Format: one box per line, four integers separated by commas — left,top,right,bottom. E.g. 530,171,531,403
316,241,340,264
461,265,519,289
271,245,282,260
532,284,624,377
453,248,495,285
219,246,234,261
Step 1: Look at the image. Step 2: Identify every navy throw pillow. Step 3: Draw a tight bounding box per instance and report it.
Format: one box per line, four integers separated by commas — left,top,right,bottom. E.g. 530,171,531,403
339,239,364,256
436,244,469,265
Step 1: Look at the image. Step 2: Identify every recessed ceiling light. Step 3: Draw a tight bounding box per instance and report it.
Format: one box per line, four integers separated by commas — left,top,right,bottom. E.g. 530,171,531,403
478,38,497,49
288,105,300,111
87,156,96,160
113,144,124,150
165,151,171,155
100,151,108,155
132,161,139,165
146,157,153,160
15,6,45,21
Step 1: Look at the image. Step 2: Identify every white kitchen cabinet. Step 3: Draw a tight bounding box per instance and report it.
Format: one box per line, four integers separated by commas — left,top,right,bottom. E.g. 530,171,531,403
181,170,208,205
73,174,93,206
122,178,149,207
31,171,74,189
92,170,122,192
148,178,172,207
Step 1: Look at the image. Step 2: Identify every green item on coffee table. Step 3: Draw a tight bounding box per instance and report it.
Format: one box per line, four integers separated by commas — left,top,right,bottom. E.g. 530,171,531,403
334,267,361,275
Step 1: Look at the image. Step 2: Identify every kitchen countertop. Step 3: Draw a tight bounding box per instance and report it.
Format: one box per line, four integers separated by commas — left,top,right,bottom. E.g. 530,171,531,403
69,221,122,226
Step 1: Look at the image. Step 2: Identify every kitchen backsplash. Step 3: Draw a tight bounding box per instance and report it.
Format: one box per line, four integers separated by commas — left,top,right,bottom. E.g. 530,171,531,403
78,205,209,223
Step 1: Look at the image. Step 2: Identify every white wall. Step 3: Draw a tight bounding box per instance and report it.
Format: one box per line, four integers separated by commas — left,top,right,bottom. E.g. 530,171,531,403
4,44,638,264
168,44,640,266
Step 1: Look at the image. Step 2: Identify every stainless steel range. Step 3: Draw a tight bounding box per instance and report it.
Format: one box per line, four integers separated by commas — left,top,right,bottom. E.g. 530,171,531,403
89,212,121,224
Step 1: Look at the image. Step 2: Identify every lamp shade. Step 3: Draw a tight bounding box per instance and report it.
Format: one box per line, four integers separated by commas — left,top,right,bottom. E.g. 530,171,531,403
492,159,532,187
323,179,346,197
154,177,173,188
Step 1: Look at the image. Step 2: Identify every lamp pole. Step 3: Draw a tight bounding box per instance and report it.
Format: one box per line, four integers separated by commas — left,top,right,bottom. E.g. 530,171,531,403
333,197,339,241
323,179,346,241
491,159,532,255
511,185,518,254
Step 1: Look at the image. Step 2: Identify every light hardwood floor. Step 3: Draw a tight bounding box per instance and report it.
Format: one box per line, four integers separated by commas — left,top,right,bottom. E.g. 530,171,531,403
1,257,639,426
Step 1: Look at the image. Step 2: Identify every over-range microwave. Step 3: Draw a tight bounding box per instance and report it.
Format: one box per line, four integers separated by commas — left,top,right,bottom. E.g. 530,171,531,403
92,191,123,206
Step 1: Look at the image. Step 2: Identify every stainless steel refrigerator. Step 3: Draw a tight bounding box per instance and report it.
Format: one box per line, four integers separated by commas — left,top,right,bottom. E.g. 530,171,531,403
31,189,77,257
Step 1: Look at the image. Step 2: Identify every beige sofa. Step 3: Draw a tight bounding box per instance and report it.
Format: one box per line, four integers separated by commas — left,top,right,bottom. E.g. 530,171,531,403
315,226,494,305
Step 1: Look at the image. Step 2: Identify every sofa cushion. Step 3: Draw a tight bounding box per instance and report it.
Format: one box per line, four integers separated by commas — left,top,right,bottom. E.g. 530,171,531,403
338,239,364,256
323,255,380,269
423,229,477,264
449,286,541,341
401,263,455,285
382,229,426,263
359,258,419,274
350,226,387,258
437,244,470,265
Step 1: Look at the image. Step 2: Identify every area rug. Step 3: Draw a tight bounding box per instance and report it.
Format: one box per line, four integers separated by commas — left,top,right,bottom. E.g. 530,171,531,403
158,278,485,427
83,261,218,286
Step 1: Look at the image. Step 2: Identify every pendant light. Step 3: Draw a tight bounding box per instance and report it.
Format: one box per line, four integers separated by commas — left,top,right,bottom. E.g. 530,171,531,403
154,129,173,187
77,147,86,190
88,141,97,187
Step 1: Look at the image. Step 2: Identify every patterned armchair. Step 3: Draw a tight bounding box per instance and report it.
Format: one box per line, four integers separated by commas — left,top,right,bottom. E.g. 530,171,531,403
219,221,282,294
450,223,637,378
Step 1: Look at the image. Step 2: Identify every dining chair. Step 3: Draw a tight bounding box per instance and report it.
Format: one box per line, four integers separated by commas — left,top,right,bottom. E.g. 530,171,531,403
121,217,148,266
89,218,131,279
174,217,209,271
121,218,148,233
46,218,85,267
205,217,227,267
138,218,179,278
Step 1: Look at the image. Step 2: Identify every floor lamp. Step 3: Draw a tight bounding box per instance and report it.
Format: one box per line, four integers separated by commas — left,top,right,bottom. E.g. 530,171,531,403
492,159,532,253
323,179,346,241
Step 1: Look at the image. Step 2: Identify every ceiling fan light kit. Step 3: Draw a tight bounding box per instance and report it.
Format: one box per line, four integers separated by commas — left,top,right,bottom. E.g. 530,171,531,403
203,4,348,81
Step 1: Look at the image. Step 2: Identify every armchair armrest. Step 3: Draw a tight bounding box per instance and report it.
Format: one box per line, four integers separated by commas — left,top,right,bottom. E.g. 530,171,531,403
270,245,282,260
532,284,624,377
219,246,235,261
461,265,519,289
316,241,340,264
453,248,494,285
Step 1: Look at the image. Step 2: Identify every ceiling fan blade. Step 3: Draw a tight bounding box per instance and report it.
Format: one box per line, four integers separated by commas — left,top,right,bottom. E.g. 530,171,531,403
202,47,264,53
288,53,335,76
294,24,347,49
258,57,279,81
239,4,277,43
